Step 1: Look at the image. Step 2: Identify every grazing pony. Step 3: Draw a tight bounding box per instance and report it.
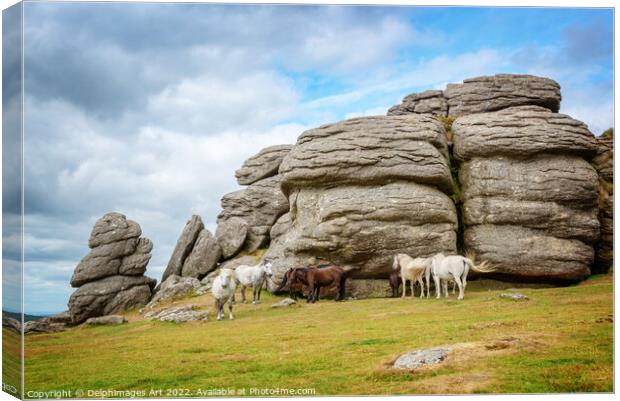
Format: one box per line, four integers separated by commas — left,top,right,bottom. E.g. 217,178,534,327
393,254,432,298
211,268,236,320
431,252,494,300
286,264,346,303
233,260,273,304
275,267,310,300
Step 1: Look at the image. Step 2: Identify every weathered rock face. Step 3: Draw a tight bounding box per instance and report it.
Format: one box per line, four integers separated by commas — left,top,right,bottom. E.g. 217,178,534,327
88,212,142,248
452,106,598,160
387,90,448,116
68,213,156,323
235,145,292,185
163,215,222,282
215,216,248,259
162,215,204,281
217,175,288,253
266,115,457,289
279,116,453,194
147,275,202,308
68,275,156,324
453,106,600,282
181,229,221,278
445,74,561,117
592,134,613,272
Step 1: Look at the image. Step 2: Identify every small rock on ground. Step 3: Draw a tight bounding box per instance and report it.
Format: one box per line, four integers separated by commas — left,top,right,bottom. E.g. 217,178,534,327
499,293,529,301
271,298,297,308
144,305,209,323
392,347,450,370
85,315,127,325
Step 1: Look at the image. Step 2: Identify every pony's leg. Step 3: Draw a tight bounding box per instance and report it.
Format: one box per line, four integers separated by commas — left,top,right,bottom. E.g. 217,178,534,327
254,281,262,304
442,281,448,298
241,286,247,304
418,277,425,299
228,296,234,320
453,275,464,300
434,276,441,299
410,279,415,298
452,281,456,294
214,298,221,321
307,278,315,303
401,276,406,298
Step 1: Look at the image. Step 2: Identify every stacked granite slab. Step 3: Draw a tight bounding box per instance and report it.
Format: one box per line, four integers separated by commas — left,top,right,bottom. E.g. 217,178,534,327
68,213,156,323
592,134,613,272
215,145,291,257
453,105,600,282
265,115,458,289
387,74,602,283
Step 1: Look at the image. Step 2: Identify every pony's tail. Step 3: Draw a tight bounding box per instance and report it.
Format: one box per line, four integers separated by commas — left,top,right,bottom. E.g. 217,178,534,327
275,273,288,293
464,250,495,273
392,255,399,271
338,273,347,300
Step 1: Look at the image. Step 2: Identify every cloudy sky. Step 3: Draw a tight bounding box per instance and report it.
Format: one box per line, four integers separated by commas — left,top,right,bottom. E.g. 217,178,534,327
8,2,613,314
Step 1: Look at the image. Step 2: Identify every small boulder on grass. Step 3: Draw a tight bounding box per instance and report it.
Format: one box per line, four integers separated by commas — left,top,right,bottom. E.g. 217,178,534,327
143,305,209,323
271,298,297,308
392,348,450,370
84,315,127,325
499,293,529,301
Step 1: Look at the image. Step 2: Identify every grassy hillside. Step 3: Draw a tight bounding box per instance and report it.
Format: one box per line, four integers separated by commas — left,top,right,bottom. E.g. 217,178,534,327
23,273,613,396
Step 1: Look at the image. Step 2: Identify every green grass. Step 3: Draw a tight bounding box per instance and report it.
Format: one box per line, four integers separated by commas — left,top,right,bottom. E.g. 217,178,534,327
23,273,613,396
3,328,22,398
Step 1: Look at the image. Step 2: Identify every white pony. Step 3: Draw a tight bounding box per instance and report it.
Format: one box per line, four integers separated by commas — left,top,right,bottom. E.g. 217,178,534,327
211,268,236,320
430,252,494,300
393,254,433,298
233,260,273,304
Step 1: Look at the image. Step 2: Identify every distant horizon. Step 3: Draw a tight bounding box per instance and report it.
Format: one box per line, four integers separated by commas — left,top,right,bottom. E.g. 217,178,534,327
2,3,612,315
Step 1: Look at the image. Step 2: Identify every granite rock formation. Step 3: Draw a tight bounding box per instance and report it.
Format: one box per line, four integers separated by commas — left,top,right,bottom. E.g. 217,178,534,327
453,106,599,282
162,215,221,282
265,114,457,289
68,213,156,323
387,90,448,116
444,74,561,117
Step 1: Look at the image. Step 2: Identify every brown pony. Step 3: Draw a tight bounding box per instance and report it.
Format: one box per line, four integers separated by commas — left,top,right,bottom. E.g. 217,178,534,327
275,267,310,300
287,264,347,303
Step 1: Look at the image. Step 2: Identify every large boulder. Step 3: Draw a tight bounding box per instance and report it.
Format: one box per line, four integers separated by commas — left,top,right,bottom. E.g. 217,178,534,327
147,275,202,308
88,212,141,248
161,215,204,282
119,238,153,276
70,238,138,287
279,116,453,194
453,106,600,282
444,74,561,117
68,213,156,323
181,229,221,278
217,175,288,253
452,106,598,160
68,275,156,324
266,115,457,289
215,216,248,259
235,144,292,185
387,90,448,116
